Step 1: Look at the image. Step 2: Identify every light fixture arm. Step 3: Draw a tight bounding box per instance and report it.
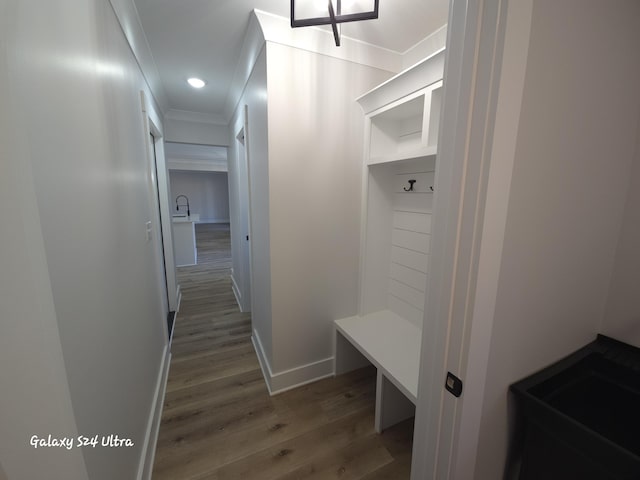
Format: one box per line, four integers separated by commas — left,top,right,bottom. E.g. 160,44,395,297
290,0,379,47
327,0,341,46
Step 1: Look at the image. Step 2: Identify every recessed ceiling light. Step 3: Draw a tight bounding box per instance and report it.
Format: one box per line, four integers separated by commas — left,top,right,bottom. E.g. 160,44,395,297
187,77,206,89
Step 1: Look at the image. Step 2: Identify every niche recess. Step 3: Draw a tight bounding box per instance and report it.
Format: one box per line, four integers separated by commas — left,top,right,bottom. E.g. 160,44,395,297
335,49,445,432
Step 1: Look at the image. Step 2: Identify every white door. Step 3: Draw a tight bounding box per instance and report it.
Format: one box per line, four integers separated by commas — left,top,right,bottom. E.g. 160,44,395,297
236,106,252,312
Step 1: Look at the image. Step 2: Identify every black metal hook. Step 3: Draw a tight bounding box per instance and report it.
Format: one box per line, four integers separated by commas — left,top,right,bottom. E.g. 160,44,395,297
404,179,416,192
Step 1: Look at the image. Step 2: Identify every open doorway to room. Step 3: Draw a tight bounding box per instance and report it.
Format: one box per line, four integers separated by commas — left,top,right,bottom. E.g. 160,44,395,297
164,141,230,270
232,116,253,314
164,143,229,221
150,132,175,335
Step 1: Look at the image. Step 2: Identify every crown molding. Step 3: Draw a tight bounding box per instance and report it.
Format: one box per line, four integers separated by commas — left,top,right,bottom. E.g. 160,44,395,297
167,158,228,172
223,11,267,122
107,0,169,113
402,24,448,70
254,9,403,74
222,9,404,124
356,48,445,114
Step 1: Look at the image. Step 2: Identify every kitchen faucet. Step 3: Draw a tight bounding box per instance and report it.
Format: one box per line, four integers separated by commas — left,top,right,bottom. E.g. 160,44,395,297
175,195,190,217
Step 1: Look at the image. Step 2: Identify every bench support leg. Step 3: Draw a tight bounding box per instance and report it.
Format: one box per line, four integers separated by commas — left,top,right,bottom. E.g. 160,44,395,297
375,371,415,433
335,330,370,375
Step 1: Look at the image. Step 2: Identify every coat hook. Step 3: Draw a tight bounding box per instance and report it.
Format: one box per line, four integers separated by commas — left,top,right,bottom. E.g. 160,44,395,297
430,186,434,192
404,179,416,192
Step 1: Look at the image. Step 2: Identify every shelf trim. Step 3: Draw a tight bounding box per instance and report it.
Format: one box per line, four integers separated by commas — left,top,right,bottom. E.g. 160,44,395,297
368,146,437,166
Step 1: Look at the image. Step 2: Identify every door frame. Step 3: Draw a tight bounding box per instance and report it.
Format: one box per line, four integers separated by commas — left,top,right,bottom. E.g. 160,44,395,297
234,105,254,314
410,0,517,478
140,91,179,320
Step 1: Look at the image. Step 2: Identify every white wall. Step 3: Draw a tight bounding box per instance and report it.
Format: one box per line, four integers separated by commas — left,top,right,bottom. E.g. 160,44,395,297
164,115,229,146
266,41,392,380
472,1,640,478
602,119,640,348
0,7,88,477
169,171,230,223
2,0,169,478
228,46,272,361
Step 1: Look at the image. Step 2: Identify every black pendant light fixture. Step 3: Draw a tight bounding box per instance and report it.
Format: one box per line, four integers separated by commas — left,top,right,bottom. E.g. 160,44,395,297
290,0,379,47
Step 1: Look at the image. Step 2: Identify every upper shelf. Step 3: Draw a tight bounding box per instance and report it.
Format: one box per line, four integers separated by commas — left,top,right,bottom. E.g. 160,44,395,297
358,49,445,166
356,48,445,115
368,145,437,166
366,81,443,165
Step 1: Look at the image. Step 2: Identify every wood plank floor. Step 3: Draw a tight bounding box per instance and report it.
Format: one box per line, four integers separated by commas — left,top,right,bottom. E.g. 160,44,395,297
152,223,414,480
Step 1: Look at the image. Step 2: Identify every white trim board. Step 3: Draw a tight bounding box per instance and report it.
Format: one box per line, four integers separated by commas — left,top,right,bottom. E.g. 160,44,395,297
448,1,533,478
251,329,273,394
402,24,448,70
196,219,231,224
167,159,228,172
223,13,268,121
231,273,243,312
270,358,334,395
410,0,517,478
251,329,334,395
106,0,169,112
136,346,171,480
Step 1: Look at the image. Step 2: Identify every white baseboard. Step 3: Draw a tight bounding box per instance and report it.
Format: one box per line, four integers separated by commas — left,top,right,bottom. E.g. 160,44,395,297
137,346,171,480
270,357,334,394
197,219,230,224
168,310,177,346
230,274,243,312
251,329,334,396
251,329,272,394
175,285,182,313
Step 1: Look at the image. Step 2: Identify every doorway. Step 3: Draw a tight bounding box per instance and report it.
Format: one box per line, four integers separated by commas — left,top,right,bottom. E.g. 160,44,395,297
234,121,252,313
150,132,176,336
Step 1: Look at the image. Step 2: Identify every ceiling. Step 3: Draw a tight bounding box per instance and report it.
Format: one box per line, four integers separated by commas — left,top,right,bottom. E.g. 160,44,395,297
133,0,449,117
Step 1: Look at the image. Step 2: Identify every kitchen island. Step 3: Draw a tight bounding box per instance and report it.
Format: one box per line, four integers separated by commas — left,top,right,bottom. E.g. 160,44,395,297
172,214,199,266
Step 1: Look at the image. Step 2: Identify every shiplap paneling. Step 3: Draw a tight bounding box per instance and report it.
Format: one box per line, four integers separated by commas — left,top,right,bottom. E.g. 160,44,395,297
394,172,435,193
392,229,431,254
384,158,434,329
390,262,428,292
393,211,432,234
391,247,429,274
389,279,426,310
387,294,424,327
393,192,433,213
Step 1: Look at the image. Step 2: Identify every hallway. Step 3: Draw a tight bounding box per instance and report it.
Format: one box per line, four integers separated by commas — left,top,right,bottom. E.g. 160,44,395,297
152,224,413,479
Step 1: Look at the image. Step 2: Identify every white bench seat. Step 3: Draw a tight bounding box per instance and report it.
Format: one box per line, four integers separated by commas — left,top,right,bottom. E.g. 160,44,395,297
334,310,421,432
